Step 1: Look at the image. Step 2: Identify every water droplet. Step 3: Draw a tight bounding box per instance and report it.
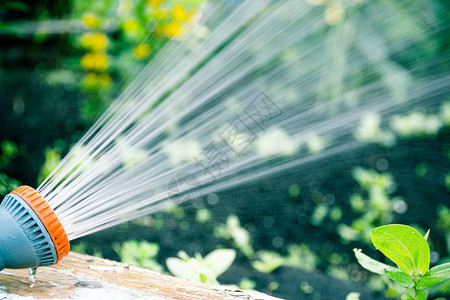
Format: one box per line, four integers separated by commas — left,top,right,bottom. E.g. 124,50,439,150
28,267,37,282
206,194,219,205
430,251,440,263
376,158,389,172
272,236,284,248
393,199,408,214
263,216,275,228
324,194,335,205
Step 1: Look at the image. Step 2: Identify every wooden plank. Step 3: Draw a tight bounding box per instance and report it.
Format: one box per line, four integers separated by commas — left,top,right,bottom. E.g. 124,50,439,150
0,252,281,300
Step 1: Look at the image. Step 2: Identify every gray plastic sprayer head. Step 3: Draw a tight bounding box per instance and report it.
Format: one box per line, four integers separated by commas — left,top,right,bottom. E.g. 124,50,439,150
0,186,70,272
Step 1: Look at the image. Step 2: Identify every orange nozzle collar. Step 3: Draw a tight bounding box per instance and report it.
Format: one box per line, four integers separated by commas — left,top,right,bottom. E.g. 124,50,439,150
11,186,70,262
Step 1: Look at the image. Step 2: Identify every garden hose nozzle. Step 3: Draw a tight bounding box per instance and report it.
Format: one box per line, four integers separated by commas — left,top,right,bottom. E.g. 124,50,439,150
0,186,69,271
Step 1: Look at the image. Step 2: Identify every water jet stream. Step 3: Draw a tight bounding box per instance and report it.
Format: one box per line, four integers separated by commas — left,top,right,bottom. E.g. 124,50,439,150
33,0,448,241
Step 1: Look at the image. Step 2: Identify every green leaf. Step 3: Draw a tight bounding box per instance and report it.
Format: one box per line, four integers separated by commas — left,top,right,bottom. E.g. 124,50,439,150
353,249,414,288
166,257,188,279
384,271,415,288
199,272,207,283
416,262,450,289
415,289,426,300
424,229,430,241
353,248,398,274
401,294,414,300
252,251,284,273
371,224,430,276
345,292,360,300
204,249,236,277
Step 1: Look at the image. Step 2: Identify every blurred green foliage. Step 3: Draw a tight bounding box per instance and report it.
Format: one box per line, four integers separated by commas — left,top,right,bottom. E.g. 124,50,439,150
0,141,21,196
214,214,255,258
0,140,18,167
166,248,236,285
0,0,449,298
337,167,404,244
114,240,164,272
0,173,21,196
71,0,203,122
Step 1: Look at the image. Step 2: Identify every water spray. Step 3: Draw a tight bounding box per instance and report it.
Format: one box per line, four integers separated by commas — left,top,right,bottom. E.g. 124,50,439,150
0,186,69,271
0,0,447,273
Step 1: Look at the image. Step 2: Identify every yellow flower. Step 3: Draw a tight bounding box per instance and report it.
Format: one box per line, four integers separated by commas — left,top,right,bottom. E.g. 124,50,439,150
81,53,108,71
83,72,98,87
133,44,151,60
82,12,101,28
147,0,164,8
81,53,94,70
325,3,345,25
83,72,111,88
123,19,140,33
98,73,112,88
80,33,93,49
93,53,108,71
91,33,108,52
159,22,184,38
172,5,189,22
80,33,108,51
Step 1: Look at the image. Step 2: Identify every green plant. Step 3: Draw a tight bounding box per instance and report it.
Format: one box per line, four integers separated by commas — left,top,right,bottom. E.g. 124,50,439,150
38,147,62,184
71,241,103,258
214,215,254,258
114,240,163,272
251,243,318,274
288,184,301,198
354,224,449,300
0,140,21,196
239,277,257,290
436,205,450,251
252,251,284,274
345,292,361,300
338,167,403,244
390,112,443,138
354,112,396,146
196,208,211,223
0,140,19,167
283,244,318,272
166,249,236,285
0,173,21,196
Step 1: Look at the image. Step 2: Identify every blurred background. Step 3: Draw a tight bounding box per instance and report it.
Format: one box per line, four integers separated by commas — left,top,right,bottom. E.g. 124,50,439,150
0,0,449,299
